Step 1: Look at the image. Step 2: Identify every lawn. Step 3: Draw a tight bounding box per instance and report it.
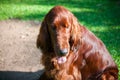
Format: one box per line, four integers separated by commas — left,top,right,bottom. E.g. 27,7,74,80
0,0,120,78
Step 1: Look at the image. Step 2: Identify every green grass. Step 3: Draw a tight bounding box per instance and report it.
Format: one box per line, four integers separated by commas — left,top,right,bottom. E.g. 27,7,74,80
0,0,120,78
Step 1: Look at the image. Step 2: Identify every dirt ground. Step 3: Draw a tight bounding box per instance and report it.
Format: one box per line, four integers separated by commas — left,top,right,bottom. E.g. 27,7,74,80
0,19,44,80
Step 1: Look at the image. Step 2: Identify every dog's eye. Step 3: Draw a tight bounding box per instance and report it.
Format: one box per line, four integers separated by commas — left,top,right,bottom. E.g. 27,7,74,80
63,25,69,29
66,26,70,31
66,26,69,29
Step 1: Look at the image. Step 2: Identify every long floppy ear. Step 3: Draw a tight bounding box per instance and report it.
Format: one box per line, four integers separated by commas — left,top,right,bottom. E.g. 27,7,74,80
36,20,53,53
70,16,81,53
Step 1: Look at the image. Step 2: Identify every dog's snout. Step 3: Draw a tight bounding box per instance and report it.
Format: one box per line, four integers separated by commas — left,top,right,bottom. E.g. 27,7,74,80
59,49,68,56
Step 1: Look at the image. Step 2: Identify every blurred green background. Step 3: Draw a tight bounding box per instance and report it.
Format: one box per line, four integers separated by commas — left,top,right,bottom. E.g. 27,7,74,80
0,0,120,78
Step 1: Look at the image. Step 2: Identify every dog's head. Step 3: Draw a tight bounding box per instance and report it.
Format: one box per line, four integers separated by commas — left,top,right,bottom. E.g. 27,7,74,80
37,6,81,63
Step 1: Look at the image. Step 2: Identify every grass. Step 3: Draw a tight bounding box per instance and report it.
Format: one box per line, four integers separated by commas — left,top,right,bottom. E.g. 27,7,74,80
0,0,120,78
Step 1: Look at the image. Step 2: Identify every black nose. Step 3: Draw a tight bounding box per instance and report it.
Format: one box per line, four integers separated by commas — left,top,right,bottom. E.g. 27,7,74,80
59,49,68,56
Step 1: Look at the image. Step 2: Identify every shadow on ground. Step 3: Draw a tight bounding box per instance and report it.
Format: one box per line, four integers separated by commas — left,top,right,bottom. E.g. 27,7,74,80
0,70,44,80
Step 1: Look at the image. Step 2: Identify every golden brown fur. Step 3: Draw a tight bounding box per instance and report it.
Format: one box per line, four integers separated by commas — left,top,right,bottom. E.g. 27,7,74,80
37,6,118,80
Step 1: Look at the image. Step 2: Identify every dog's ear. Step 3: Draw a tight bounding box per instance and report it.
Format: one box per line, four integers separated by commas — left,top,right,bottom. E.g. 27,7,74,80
69,16,81,53
36,20,52,53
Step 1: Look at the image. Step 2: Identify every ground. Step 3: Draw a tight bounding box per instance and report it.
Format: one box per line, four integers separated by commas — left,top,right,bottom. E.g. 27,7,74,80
0,19,44,80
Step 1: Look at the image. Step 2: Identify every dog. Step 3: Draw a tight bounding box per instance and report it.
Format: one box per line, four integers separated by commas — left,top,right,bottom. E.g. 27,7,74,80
37,6,118,80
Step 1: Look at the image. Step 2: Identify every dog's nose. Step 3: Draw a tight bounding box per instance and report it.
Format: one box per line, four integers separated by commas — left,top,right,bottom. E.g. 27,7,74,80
59,49,68,56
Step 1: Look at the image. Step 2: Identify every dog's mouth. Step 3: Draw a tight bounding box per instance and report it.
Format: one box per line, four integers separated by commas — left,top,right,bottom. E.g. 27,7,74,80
55,49,68,64
53,47,68,64
57,56,67,64
53,43,69,64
